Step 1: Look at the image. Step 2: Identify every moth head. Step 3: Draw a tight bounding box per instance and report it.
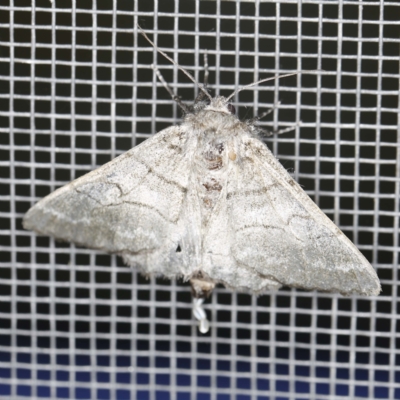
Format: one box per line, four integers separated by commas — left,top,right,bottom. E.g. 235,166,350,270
203,96,237,116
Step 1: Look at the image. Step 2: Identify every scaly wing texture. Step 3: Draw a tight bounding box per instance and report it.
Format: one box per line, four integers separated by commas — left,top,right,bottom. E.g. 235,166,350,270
226,136,380,296
23,126,194,277
199,173,283,294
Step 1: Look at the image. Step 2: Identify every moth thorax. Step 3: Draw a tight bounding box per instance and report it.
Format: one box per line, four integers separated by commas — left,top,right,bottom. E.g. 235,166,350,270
196,136,227,216
203,138,225,171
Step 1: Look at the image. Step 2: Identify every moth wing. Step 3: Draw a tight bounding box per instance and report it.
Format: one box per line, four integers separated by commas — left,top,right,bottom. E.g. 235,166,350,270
23,126,193,277
227,137,380,296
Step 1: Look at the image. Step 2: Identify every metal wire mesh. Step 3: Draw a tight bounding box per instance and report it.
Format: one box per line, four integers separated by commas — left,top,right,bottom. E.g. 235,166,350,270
0,0,399,399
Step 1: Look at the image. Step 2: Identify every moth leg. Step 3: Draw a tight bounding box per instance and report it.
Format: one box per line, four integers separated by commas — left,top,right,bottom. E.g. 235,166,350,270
194,52,210,105
151,64,190,113
247,101,282,125
203,52,209,88
248,102,301,137
190,277,215,334
258,123,300,137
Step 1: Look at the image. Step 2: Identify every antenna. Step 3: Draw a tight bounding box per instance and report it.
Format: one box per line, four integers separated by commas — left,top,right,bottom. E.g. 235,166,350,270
138,25,213,102
226,70,320,101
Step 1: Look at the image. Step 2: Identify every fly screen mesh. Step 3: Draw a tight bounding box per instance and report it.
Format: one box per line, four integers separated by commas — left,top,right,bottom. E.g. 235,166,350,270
0,1,399,399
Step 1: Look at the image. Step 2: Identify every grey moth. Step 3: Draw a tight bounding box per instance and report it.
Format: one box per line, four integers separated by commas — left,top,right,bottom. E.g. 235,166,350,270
23,31,381,333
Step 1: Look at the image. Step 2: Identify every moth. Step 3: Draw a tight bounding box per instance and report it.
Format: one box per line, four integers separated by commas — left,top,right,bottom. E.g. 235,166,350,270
23,30,381,333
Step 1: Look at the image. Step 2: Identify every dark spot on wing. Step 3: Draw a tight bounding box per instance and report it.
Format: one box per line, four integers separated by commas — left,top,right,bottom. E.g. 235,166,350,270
203,178,222,192
203,140,225,170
